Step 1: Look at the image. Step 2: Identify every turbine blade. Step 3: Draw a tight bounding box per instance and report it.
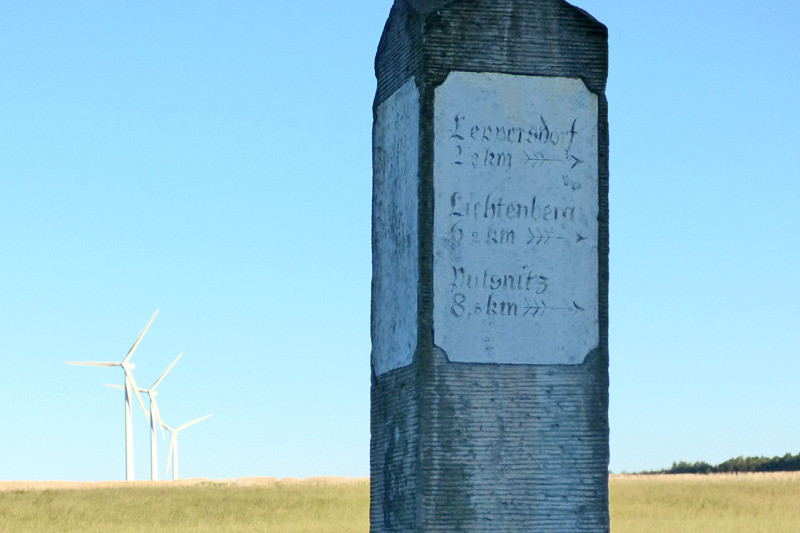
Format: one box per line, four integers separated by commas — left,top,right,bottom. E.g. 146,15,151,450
104,383,148,393
66,361,119,367
166,433,176,475
124,368,149,417
151,399,160,424
177,414,212,432
151,399,167,439
151,353,182,390
123,310,159,363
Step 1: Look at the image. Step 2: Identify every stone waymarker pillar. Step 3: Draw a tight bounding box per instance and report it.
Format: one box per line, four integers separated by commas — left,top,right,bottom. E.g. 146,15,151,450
371,0,608,531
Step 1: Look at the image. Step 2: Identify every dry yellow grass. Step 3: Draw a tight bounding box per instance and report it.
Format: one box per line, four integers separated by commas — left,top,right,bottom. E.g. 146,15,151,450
3,473,800,531
0,477,370,532
0,476,370,492
610,472,800,533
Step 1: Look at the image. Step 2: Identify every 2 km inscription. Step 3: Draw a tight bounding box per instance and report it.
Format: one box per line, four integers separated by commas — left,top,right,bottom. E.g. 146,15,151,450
433,72,600,365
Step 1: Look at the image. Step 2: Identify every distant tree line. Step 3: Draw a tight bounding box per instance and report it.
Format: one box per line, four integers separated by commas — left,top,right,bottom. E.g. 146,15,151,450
651,452,800,474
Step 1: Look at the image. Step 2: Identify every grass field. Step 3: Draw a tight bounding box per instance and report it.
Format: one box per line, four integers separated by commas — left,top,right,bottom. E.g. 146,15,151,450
610,472,800,533
0,478,369,533
2,473,799,532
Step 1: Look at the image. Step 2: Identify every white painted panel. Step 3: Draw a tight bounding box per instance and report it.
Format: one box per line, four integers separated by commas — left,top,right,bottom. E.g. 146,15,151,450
372,79,420,376
433,72,599,365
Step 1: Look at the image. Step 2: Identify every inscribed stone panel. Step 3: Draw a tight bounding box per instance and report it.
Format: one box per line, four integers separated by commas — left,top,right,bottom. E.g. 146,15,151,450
433,72,599,364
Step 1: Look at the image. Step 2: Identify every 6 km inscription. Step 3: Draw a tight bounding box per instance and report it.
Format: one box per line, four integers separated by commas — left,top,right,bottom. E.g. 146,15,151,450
433,72,600,365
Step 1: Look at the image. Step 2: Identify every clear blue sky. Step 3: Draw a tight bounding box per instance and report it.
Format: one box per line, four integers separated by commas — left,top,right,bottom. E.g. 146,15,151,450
1,1,798,481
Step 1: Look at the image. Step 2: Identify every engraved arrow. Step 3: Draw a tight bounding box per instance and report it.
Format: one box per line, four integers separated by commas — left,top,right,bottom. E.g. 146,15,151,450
527,228,565,246
523,298,545,317
569,155,584,168
523,151,561,168
524,151,586,171
526,229,590,246
523,299,586,318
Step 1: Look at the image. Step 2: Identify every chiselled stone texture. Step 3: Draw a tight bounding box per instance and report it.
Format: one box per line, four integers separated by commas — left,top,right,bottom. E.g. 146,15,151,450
371,364,421,530
371,0,609,531
405,0,459,13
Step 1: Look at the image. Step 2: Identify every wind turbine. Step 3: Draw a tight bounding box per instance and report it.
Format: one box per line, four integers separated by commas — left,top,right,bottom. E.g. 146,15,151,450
162,414,212,480
105,352,182,480
66,310,158,481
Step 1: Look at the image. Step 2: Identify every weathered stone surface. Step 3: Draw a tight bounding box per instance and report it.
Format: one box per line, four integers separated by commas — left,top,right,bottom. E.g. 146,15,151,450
372,78,420,377
371,0,609,531
405,0,459,14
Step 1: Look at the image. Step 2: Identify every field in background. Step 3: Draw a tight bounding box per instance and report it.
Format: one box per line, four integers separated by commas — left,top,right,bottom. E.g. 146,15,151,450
610,472,800,533
3,473,800,532
0,477,369,533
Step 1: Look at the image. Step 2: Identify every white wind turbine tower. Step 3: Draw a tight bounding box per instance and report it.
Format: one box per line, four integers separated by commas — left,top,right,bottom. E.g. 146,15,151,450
162,414,212,480
105,352,182,480
66,310,158,481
